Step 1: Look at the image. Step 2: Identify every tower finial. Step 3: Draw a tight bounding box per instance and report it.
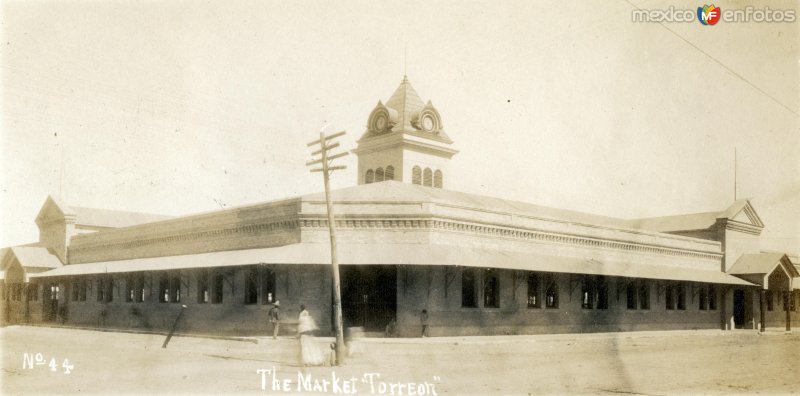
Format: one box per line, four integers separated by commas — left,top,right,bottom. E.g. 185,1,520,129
404,43,408,78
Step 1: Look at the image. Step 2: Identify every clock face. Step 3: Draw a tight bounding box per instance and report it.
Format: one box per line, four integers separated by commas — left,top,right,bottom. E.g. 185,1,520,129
422,115,434,131
375,115,387,131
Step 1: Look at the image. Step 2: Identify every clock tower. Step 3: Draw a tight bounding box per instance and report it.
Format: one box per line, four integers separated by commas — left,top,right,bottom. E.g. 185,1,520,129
352,76,458,187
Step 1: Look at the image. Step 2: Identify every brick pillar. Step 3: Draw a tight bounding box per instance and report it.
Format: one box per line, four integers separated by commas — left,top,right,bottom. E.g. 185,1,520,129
720,287,734,330
785,292,791,332
759,289,766,332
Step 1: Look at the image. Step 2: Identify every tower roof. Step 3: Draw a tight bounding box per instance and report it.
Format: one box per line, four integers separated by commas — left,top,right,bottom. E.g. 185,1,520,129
359,76,453,143
385,75,426,133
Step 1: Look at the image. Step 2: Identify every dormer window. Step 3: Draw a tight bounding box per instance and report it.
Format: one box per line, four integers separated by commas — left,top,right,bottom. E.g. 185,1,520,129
412,167,422,185
375,167,385,182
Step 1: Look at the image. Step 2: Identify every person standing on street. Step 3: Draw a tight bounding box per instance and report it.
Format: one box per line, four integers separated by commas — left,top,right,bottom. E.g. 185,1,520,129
421,309,429,337
268,301,281,339
298,304,324,367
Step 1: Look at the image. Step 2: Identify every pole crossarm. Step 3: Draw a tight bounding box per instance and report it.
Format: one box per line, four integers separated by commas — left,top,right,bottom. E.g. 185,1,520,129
304,129,348,366
306,130,346,147
311,142,340,156
306,151,348,166
310,165,346,173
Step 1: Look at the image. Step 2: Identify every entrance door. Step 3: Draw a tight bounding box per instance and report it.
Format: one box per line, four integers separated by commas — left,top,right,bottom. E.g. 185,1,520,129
733,289,746,328
42,283,59,322
340,266,396,332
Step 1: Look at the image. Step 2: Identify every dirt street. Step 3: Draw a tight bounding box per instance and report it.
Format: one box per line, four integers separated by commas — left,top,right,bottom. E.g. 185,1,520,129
1,326,798,395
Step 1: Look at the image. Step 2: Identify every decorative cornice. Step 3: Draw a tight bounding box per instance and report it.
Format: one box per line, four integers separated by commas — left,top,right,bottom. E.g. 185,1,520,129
299,216,723,261
353,132,457,157
433,202,724,248
69,218,299,254
721,219,763,236
300,199,721,249
66,212,725,264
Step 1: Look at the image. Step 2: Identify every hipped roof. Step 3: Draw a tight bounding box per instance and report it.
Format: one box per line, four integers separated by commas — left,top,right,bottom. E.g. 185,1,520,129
0,246,63,270
728,252,799,278
385,76,426,133
628,199,764,233
360,76,453,142
36,195,172,228
301,183,763,239
303,181,632,229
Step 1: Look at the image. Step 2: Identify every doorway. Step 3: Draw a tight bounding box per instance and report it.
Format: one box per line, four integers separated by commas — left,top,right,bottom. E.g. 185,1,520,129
340,265,396,332
43,283,59,322
733,289,746,328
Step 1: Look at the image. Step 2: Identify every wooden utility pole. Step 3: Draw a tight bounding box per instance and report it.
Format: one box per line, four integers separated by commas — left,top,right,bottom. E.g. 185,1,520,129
306,129,347,365
162,304,187,348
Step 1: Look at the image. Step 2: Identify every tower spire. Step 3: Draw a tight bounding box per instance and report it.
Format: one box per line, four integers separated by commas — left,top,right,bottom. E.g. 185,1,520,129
404,43,408,78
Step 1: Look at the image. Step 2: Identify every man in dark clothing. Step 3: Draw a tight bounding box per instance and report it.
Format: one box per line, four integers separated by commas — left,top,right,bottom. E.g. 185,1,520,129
421,309,429,337
268,301,280,339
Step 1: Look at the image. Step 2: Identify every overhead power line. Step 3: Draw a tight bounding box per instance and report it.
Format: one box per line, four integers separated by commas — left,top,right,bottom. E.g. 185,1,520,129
623,0,799,118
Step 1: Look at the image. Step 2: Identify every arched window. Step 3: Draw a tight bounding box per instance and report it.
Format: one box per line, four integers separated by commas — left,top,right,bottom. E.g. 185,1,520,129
434,170,442,188
412,166,422,185
423,168,432,187
365,169,374,184
375,167,384,182
385,166,395,181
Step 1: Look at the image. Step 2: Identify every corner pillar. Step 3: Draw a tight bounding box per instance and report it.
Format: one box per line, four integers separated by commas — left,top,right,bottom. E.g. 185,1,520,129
720,286,734,330
759,289,766,332
785,292,792,332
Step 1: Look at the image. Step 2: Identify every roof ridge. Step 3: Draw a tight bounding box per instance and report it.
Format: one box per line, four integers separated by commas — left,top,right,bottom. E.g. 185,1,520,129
629,208,722,222
70,205,172,217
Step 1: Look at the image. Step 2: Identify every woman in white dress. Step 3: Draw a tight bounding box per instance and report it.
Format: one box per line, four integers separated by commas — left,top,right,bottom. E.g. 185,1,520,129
297,304,325,366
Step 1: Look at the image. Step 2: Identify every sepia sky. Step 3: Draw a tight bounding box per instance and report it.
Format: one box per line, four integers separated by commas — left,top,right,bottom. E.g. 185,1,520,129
1,0,798,254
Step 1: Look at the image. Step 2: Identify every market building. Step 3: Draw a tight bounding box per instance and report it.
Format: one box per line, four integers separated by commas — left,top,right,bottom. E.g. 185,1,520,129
2,77,798,337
